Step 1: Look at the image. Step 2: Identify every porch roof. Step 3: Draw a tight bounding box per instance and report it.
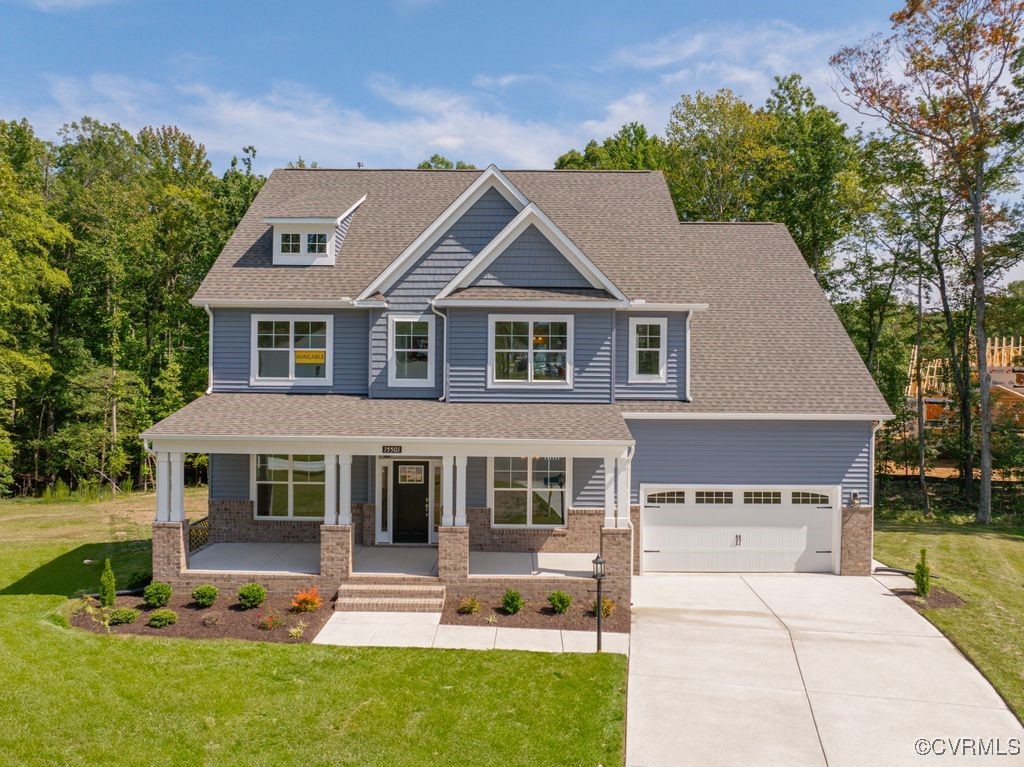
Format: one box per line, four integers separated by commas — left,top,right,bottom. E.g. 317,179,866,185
142,393,634,445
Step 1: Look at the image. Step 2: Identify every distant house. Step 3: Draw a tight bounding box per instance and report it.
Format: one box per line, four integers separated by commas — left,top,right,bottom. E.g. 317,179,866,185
142,166,890,610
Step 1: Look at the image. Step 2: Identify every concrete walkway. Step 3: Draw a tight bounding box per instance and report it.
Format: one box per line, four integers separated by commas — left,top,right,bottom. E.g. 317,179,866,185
627,573,1023,767
313,611,629,655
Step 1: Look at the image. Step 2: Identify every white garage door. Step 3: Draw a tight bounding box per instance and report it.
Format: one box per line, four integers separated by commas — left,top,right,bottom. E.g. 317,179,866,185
641,485,840,573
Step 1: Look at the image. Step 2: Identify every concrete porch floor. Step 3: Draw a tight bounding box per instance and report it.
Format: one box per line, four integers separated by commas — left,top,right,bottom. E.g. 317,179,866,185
188,542,319,574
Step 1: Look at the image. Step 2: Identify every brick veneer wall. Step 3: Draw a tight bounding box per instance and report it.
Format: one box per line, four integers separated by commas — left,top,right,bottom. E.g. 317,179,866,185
840,506,873,576
320,524,352,581
630,505,641,574
600,526,632,607
466,507,604,553
352,503,376,546
152,521,188,584
438,526,469,582
208,500,320,544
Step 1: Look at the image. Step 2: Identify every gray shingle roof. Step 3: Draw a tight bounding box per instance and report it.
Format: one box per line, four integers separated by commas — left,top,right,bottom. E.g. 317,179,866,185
142,394,634,442
443,286,617,302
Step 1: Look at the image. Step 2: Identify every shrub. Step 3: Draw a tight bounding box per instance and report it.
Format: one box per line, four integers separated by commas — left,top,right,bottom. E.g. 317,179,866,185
288,619,308,640
147,609,178,628
290,586,322,613
485,613,499,625
547,591,573,614
99,558,117,608
237,583,267,610
914,548,931,597
191,585,219,608
457,596,481,615
501,589,524,615
143,581,172,608
201,613,222,628
257,612,282,630
592,597,616,619
108,607,140,626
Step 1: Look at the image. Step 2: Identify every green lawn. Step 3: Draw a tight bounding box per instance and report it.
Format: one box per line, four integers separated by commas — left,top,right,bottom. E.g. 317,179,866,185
0,491,626,767
874,486,1024,720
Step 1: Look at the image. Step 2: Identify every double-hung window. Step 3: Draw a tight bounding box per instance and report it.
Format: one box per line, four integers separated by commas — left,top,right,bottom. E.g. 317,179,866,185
254,454,326,519
387,315,435,387
489,315,573,387
491,456,567,526
628,317,667,383
251,315,333,386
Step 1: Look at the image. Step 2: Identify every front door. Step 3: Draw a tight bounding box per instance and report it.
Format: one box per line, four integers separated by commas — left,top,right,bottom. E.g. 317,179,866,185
392,461,430,543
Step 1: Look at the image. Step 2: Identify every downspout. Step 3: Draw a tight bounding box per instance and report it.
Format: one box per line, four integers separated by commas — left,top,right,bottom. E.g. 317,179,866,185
430,301,448,401
610,311,617,401
367,310,374,399
203,304,214,395
684,311,692,402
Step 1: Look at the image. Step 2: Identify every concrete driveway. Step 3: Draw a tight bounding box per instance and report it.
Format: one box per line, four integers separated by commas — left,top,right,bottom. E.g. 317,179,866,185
627,574,1023,767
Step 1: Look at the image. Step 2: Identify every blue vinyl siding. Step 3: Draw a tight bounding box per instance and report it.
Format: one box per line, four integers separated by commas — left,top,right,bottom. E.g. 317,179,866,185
209,453,375,505
615,311,687,400
369,187,517,398
211,308,368,394
470,224,591,288
447,309,613,403
466,456,487,507
628,419,874,506
572,457,605,507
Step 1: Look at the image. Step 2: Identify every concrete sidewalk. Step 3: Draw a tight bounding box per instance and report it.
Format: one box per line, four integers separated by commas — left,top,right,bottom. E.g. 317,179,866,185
313,611,629,655
627,573,1023,767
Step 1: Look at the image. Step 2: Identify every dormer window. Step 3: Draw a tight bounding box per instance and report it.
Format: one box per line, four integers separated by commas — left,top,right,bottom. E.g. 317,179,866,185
264,195,366,267
280,233,301,253
307,233,327,254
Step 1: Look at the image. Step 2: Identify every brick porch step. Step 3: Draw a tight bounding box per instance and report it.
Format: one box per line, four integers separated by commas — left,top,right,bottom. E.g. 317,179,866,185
335,583,445,612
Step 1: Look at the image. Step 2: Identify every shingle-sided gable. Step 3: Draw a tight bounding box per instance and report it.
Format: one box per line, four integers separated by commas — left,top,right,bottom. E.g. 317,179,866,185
468,223,594,290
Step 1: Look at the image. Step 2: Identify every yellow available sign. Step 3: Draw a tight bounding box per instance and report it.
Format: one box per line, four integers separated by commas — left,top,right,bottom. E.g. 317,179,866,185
294,350,326,364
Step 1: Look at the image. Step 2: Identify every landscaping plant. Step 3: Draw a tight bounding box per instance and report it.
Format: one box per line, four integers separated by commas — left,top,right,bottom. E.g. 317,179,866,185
201,613,222,628
457,596,481,615
147,609,178,628
143,581,172,608
108,608,140,626
290,586,321,613
593,597,616,619
914,548,931,598
501,589,525,615
547,591,572,614
257,612,282,630
237,582,267,610
191,584,219,608
98,558,116,608
288,619,308,640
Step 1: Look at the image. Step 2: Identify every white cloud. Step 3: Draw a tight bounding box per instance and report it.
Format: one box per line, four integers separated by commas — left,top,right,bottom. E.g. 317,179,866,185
471,73,540,89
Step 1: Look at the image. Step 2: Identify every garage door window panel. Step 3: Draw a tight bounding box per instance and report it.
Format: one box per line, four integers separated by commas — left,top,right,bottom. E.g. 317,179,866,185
743,491,782,504
695,490,733,504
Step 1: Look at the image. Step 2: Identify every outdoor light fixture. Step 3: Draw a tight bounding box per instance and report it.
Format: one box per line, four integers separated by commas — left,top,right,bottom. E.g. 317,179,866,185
851,491,861,509
592,554,606,652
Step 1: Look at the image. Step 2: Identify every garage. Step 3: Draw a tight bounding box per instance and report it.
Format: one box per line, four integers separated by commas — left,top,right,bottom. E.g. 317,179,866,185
640,485,841,573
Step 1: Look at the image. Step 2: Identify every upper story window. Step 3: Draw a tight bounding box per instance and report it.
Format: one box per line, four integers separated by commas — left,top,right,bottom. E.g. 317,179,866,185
487,315,574,388
388,314,435,388
628,317,667,383
250,314,333,386
280,232,301,253
491,456,567,527
306,233,327,254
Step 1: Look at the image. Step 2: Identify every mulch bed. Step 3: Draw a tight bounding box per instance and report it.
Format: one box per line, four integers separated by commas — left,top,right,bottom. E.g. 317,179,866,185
69,591,334,643
893,586,965,611
440,598,630,633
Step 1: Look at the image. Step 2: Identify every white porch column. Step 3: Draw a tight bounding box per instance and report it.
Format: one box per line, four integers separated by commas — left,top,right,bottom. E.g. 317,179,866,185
454,455,467,527
337,453,352,525
615,454,630,529
603,456,616,527
323,453,338,524
169,452,185,522
441,454,455,526
155,451,170,522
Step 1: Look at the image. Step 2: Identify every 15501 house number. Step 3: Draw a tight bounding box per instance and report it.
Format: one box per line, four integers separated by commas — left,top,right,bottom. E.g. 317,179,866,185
381,445,402,454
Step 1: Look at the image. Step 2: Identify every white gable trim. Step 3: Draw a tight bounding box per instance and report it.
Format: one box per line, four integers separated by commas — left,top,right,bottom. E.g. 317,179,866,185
434,203,627,301
356,165,528,300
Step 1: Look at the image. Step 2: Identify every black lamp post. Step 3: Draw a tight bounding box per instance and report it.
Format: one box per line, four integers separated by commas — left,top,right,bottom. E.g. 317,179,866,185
592,553,606,652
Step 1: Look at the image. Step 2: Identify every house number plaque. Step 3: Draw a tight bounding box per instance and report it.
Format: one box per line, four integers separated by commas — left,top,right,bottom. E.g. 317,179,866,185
381,445,402,454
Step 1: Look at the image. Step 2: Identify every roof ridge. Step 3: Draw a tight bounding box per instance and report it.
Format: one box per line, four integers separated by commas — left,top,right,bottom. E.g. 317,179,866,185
678,220,779,226
273,167,659,174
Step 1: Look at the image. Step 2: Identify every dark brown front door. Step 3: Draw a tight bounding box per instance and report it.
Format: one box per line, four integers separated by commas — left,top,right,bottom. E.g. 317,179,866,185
392,461,429,543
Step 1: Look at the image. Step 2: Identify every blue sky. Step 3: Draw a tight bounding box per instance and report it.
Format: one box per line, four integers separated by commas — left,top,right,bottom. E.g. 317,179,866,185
0,0,900,173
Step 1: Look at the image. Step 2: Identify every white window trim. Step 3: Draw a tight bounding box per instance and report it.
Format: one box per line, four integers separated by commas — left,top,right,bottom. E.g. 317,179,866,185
250,314,334,387
628,316,667,384
486,455,572,528
249,453,328,521
486,314,574,389
387,314,436,388
271,224,336,266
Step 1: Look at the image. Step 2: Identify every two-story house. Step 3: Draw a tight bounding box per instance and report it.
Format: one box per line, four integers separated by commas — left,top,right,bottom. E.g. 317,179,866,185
142,166,891,611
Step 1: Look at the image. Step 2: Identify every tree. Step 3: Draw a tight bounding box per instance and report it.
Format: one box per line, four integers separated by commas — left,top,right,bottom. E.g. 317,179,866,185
833,0,1024,523
555,122,667,170
417,154,475,169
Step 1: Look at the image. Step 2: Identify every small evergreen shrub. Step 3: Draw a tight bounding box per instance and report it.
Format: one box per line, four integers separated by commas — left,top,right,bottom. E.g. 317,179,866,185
237,582,267,610
501,589,524,615
290,586,322,613
592,597,616,619
914,548,931,597
143,581,172,608
147,609,178,628
457,596,481,615
547,591,573,614
99,558,117,608
257,612,282,630
108,607,140,626
191,585,219,608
